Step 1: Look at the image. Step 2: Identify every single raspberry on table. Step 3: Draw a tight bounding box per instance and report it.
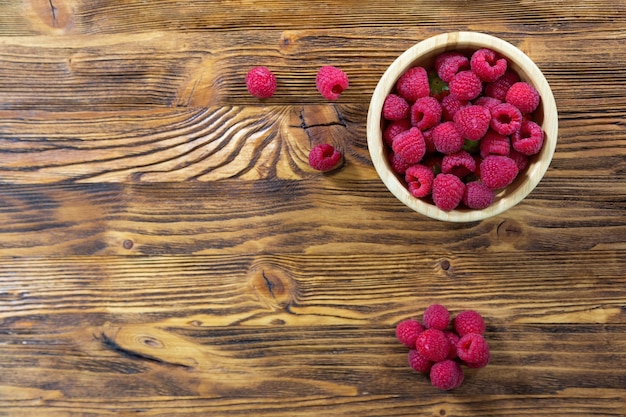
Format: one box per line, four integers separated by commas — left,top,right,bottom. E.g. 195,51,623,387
410,96,442,131
405,164,435,198
308,143,343,172
396,319,424,348
470,48,508,82
490,102,523,136
383,94,410,121
245,66,277,99
396,66,430,102
485,69,520,101
432,173,465,211
453,105,491,141
435,52,470,83
391,127,426,164
415,328,451,363
432,121,465,155
462,181,495,210
383,119,411,146
480,130,511,158
480,155,519,189
408,349,434,373
456,333,491,369
449,70,483,101
454,310,486,336
441,150,476,178
430,360,464,390
423,304,451,330
511,120,544,155
316,66,349,100
505,81,540,114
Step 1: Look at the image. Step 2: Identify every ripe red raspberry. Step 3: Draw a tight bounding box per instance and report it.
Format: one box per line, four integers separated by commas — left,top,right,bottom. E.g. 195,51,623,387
415,328,451,363
435,52,470,83
449,70,483,101
490,102,523,136
456,333,490,368
245,66,277,99
462,181,495,209
454,310,486,336
383,119,411,146
423,304,450,330
408,349,433,373
396,319,424,348
474,96,502,113
485,69,520,101
470,48,508,82
421,127,437,153
508,149,529,172
391,127,426,164
505,81,540,114
432,121,464,155
405,164,435,198
441,94,468,121
511,120,544,155
444,331,460,360
480,155,519,189
383,94,410,121
316,66,349,100
430,360,464,390
432,173,465,211
453,105,491,141
410,96,442,130
480,130,511,158
396,66,430,102
442,150,476,178
389,152,411,175
308,143,343,172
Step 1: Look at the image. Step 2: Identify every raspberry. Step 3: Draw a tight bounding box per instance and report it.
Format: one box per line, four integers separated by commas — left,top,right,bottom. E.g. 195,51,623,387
383,119,411,146
316,66,349,100
421,128,437,153
441,94,468,121
490,102,523,136
432,121,464,155
396,319,424,348
485,69,520,101
432,173,465,211
454,310,486,336
410,96,442,130
462,181,495,209
441,150,476,178
505,81,540,114
308,143,343,172
391,127,426,164
480,155,519,189
245,66,277,99
480,130,511,158
423,304,450,330
453,105,491,141
474,96,502,113
415,328,451,363
508,149,529,172
389,152,411,175
405,164,435,198
383,94,410,121
456,333,490,368
396,66,430,102
444,331,460,360
435,52,470,83
511,120,544,155
470,48,508,82
408,349,433,373
430,360,464,390
449,70,483,101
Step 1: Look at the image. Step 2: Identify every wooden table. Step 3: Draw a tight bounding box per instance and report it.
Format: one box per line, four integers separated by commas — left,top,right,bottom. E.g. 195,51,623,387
1,1,625,416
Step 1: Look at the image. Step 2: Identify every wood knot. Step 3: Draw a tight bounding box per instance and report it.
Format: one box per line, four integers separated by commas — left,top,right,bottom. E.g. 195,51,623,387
26,0,73,33
496,219,524,244
248,261,298,310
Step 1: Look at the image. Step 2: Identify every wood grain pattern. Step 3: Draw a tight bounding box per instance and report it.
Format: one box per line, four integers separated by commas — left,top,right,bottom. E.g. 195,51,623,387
1,0,625,415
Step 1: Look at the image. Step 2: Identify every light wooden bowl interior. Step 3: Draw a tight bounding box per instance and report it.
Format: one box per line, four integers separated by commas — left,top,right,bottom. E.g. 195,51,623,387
367,32,558,222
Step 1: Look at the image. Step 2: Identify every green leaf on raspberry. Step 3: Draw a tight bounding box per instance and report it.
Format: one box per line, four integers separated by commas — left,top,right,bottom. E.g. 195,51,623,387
428,70,449,96
462,138,480,154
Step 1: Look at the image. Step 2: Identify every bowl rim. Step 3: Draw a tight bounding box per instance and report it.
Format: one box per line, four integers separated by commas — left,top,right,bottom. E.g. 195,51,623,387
367,31,558,222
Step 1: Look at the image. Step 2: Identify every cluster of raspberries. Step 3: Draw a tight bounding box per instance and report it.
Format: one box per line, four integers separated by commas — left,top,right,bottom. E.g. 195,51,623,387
396,304,490,390
383,48,544,211
246,65,348,172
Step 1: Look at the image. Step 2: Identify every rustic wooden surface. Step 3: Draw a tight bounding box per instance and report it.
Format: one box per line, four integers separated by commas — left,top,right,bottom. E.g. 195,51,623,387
1,1,625,416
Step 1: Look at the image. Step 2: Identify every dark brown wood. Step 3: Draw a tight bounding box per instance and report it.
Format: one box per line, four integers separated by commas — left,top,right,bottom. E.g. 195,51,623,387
0,1,625,415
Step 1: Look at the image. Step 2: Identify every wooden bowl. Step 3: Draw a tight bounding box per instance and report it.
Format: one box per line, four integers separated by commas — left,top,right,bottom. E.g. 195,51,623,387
367,32,558,222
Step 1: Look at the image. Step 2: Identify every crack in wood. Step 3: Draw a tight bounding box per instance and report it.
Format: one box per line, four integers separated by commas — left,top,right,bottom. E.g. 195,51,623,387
49,0,58,27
